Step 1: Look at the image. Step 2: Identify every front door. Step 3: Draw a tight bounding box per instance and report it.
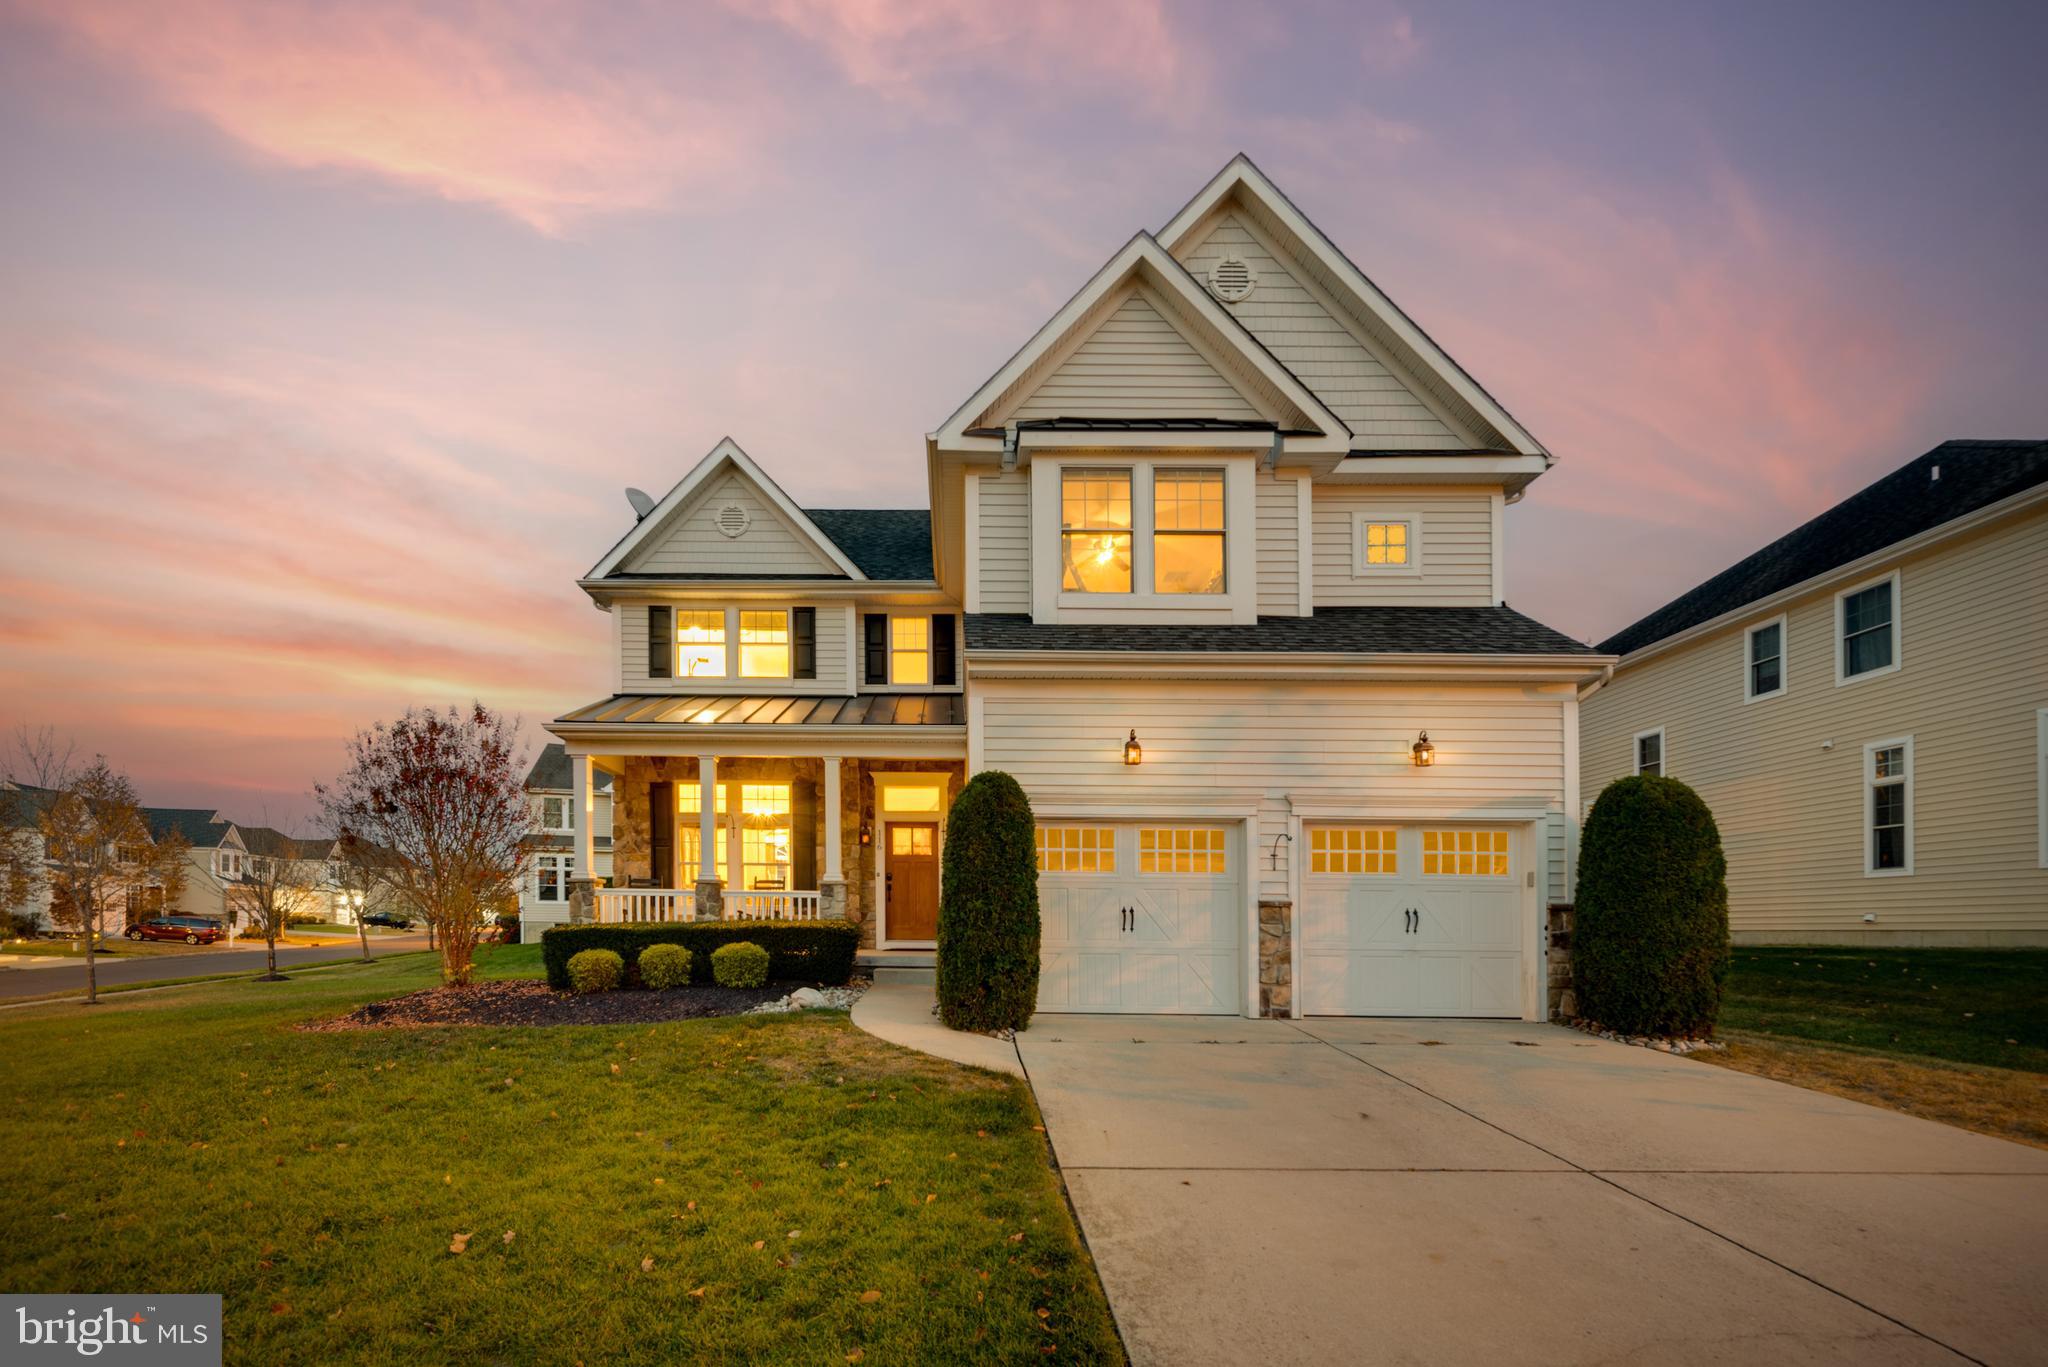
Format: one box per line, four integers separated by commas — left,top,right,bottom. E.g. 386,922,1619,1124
886,821,939,942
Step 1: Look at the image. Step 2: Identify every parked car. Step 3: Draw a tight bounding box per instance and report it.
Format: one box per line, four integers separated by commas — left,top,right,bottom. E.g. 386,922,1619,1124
127,916,226,945
361,910,415,930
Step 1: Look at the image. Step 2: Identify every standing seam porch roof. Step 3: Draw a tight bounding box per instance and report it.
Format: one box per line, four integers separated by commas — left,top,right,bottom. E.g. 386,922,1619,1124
555,693,966,727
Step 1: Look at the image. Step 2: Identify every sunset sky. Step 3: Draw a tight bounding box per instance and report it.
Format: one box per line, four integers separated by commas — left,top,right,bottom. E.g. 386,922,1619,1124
2,0,2043,825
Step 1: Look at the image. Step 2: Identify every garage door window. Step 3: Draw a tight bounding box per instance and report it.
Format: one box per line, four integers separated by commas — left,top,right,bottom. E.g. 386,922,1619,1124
1037,826,1115,873
1139,827,1226,874
1309,827,1397,874
1422,829,1509,877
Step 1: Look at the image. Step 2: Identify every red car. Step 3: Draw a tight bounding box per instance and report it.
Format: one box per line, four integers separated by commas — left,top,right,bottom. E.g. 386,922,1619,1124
127,916,225,945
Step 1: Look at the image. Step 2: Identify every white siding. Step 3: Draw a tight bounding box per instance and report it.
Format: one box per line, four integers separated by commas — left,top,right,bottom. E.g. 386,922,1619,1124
619,471,841,577
1006,290,1262,422
1581,508,2048,943
1255,470,1303,616
1311,486,1497,607
1180,212,1465,448
978,472,1032,614
617,600,850,695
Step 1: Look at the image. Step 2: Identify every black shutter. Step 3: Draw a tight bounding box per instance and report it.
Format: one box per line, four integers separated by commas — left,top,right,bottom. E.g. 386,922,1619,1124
648,780,674,887
792,607,816,680
648,605,672,679
931,614,956,686
792,779,817,892
864,613,888,685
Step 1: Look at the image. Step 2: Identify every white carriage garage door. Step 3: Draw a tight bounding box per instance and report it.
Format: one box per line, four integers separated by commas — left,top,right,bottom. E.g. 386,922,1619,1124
1036,823,1242,1015
1300,824,1528,1017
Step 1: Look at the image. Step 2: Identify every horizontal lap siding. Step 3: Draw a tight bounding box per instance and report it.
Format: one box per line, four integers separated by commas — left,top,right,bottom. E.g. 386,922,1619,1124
1311,487,1495,606
978,473,1031,614
1580,510,2048,938
618,600,848,694
979,681,1569,904
621,472,840,576
1255,471,1302,615
1008,291,1261,422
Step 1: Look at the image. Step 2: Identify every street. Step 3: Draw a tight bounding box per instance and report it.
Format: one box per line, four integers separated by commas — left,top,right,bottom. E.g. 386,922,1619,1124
0,934,434,1001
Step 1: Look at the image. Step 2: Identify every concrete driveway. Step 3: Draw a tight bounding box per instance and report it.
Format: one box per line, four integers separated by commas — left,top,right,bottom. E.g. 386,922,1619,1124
1017,1016,2048,1367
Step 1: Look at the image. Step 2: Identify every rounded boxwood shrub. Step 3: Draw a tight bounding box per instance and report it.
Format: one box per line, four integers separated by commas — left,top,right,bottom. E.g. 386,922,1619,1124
566,948,624,994
935,770,1039,1033
1573,774,1730,1037
638,943,692,991
710,941,769,989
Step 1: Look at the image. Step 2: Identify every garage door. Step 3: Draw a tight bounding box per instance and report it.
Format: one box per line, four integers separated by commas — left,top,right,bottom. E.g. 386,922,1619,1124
1300,825,1527,1017
1036,823,1242,1015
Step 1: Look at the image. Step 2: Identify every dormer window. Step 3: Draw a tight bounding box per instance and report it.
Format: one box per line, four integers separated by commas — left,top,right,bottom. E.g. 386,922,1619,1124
1060,470,1133,593
1153,469,1225,594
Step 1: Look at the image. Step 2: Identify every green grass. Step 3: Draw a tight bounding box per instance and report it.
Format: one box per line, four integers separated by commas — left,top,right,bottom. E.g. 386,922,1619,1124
1721,946,2048,1072
0,949,1120,1364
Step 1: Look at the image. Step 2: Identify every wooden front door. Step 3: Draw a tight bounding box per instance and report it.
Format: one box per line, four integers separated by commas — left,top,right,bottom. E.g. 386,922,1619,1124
887,822,939,941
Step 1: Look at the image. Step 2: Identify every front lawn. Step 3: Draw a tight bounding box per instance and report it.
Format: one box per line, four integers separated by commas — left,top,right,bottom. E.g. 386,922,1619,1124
0,951,1121,1364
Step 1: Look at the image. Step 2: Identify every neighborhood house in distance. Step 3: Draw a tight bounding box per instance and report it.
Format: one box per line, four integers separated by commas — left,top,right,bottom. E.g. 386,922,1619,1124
543,154,1614,1021
1582,438,2048,946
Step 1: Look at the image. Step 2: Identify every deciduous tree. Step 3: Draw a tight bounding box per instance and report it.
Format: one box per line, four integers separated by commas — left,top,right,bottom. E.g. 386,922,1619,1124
231,842,323,981
38,757,189,1004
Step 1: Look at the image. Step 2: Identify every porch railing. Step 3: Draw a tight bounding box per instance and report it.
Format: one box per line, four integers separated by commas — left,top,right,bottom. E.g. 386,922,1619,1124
593,887,822,924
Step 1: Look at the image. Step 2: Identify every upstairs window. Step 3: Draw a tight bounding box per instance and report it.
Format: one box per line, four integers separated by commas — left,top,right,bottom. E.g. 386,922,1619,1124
676,610,727,677
1865,737,1913,875
1634,728,1665,777
1061,471,1133,593
1838,574,1898,682
890,617,930,685
1353,513,1421,576
541,796,571,832
1746,618,1785,700
739,611,790,678
1152,470,1225,594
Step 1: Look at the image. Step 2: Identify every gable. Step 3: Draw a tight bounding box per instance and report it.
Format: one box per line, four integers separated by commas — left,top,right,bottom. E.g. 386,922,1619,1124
999,287,1264,424
618,469,845,577
1179,212,1466,449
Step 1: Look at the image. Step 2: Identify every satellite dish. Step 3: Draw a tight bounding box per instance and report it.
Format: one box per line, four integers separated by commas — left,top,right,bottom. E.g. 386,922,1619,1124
624,487,656,520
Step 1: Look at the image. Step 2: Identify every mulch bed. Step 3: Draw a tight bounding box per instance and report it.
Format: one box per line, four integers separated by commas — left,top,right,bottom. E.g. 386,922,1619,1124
300,979,801,1030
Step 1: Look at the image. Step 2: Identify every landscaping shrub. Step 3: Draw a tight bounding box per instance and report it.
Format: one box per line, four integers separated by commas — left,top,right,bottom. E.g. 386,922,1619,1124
539,920,858,990
935,769,1039,1033
638,943,692,991
566,948,624,994
1573,775,1730,1037
710,941,770,989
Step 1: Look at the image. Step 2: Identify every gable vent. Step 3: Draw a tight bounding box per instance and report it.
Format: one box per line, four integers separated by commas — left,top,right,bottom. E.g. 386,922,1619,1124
1208,257,1256,303
713,503,752,538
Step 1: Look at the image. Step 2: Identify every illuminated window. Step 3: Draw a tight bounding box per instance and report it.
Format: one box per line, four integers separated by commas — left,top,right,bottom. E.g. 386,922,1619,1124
1309,827,1397,875
739,611,790,678
1036,825,1116,873
678,782,730,882
1365,522,1408,565
890,824,934,857
676,610,727,677
1422,829,1510,877
738,784,792,890
890,617,930,685
1139,827,1226,874
1153,470,1225,594
880,784,943,813
1061,471,1133,593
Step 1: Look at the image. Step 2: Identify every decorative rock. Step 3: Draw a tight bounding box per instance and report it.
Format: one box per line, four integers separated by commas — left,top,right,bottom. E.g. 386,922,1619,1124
1564,1017,1726,1054
746,984,868,1016
789,987,828,1010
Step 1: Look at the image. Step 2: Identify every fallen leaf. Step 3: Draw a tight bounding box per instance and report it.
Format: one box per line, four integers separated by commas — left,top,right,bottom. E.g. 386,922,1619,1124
689,1287,707,1298
270,1303,290,1316
503,1230,516,1246
686,1201,697,1211
641,1257,655,1272
925,1194,937,1204
752,1240,765,1251
787,1230,801,1239
859,1290,881,1304
610,1063,621,1074
449,1233,472,1254
847,1352,864,1363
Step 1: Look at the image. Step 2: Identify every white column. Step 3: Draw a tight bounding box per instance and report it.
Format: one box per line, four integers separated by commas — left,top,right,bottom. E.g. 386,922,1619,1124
697,755,719,883
823,757,844,882
572,753,595,878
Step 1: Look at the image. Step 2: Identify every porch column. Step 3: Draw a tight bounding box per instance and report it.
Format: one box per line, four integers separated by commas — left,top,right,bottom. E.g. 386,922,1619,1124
694,754,723,918
820,756,847,920
567,752,602,923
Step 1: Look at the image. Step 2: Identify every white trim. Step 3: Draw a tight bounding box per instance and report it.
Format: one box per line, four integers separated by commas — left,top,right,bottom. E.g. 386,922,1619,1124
963,470,983,615
1295,473,1314,617
1743,613,1789,703
1352,510,1423,578
873,772,953,950
2037,709,2048,870
1835,569,1902,687
1863,735,1915,878
1632,727,1667,777
1562,694,1581,896
1489,491,1506,605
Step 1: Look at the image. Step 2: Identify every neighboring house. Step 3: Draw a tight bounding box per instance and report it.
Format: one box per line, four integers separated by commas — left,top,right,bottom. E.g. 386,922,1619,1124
518,743,614,942
1582,439,2048,946
142,807,250,930
239,826,348,924
0,780,54,930
545,154,1609,1021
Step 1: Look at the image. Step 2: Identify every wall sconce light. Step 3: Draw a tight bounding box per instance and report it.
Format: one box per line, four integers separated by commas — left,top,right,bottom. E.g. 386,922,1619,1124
1122,729,1143,766
1411,731,1436,767
859,824,872,846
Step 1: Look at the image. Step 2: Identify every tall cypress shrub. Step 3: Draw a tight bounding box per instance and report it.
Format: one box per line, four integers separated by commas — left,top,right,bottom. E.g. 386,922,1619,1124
936,770,1040,1032
1573,775,1730,1036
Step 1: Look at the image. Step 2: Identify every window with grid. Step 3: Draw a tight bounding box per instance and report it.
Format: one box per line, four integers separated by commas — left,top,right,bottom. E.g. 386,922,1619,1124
1036,825,1116,873
1138,827,1226,874
1841,580,1895,678
738,784,791,890
1748,621,1784,698
1868,742,1910,872
739,611,790,678
1635,731,1664,776
1362,521,1410,567
1422,829,1510,876
676,610,727,677
536,853,572,902
1060,471,1133,593
678,782,729,881
1153,470,1225,594
1309,827,1397,875
890,616,930,685
541,795,570,831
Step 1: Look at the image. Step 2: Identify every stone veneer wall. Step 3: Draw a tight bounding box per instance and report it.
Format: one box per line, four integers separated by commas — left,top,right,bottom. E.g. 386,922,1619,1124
1257,899,1292,1018
1547,902,1573,1020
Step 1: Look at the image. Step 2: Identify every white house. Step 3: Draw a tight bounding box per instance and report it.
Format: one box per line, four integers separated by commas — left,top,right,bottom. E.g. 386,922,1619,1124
517,743,614,942
546,155,1611,1020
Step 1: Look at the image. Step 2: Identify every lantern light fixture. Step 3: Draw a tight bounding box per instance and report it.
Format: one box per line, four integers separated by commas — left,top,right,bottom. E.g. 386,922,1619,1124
1411,731,1436,767
1123,729,1144,766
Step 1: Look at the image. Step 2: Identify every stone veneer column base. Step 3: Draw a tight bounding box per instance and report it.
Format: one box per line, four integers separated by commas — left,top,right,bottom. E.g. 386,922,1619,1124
819,878,848,921
694,878,724,921
1257,899,1292,1018
566,877,604,925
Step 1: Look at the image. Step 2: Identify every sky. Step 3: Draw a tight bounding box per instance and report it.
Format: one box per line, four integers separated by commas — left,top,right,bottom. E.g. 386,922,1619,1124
1,0,2043,826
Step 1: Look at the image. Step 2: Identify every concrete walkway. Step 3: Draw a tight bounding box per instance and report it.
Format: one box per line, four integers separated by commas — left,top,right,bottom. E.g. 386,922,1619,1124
848,977,1025,1077
1017,1016,2048,1367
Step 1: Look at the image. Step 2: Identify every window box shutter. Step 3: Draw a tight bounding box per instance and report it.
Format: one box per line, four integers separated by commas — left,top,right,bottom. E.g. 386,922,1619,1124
864,614,888,685
793,607,817,680
932,614,957,686
648,780,674,887
648,606,672,679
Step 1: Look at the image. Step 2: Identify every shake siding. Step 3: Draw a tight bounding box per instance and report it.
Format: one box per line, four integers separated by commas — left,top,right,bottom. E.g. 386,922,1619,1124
1580,509,2048,943
1311,487,1496,606
978,473,1032,613
619,471,841,576
1255,470,1302,615
617,600,849,695
1180,212,1465,448
1007,291,1261,422
979,680,1570,904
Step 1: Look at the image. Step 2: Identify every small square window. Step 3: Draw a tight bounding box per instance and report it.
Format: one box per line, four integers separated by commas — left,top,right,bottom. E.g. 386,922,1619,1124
1355,514,1420,575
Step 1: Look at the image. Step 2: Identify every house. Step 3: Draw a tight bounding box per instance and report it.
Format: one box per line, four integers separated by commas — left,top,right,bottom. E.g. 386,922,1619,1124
1581,439,2048,946
545,155,1610,1020
517,742,614,942
239,826,350,924
142,807,250,930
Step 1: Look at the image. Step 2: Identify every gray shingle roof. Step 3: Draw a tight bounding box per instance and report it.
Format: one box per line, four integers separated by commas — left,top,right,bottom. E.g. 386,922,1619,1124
526,742,618,793
143,807,235,847
801,509,934,581
239,826,337,861
964,608,1597,655
1600,439,2048,657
